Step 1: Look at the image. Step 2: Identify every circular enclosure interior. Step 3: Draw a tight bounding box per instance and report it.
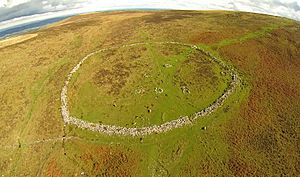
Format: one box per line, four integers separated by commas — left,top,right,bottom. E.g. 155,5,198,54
67,43,231,127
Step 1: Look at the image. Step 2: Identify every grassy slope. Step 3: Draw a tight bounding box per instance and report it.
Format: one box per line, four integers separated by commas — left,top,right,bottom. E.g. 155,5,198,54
218,24,300,176
0,10,299,176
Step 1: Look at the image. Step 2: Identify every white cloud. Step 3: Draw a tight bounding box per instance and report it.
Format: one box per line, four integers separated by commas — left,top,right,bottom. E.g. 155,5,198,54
0,0,299,31
0,0,30,8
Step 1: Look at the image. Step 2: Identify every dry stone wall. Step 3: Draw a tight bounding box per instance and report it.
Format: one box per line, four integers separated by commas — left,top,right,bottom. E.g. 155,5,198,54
61,42,240,136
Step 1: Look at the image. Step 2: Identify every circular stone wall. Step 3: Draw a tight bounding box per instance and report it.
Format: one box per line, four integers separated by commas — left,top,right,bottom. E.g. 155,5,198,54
61,42,240,136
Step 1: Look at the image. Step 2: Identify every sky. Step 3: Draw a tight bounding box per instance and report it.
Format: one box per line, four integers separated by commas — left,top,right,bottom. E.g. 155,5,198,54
0,0,299,30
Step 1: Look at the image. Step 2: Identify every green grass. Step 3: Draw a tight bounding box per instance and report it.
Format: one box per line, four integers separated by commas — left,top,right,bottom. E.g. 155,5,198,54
64,35,251,175
212,20,292,49
65,72,250,176
1,10,298,176
68,43,231,127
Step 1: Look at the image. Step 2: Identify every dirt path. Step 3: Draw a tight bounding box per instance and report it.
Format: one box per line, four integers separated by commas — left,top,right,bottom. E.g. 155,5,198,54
0,136,78,150
61,42,240,136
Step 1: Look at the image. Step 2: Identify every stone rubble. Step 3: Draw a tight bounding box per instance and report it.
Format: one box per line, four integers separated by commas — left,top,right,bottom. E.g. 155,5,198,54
163,63,173,68
60,42,240,136
155,87,164,94
181,86,190,94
